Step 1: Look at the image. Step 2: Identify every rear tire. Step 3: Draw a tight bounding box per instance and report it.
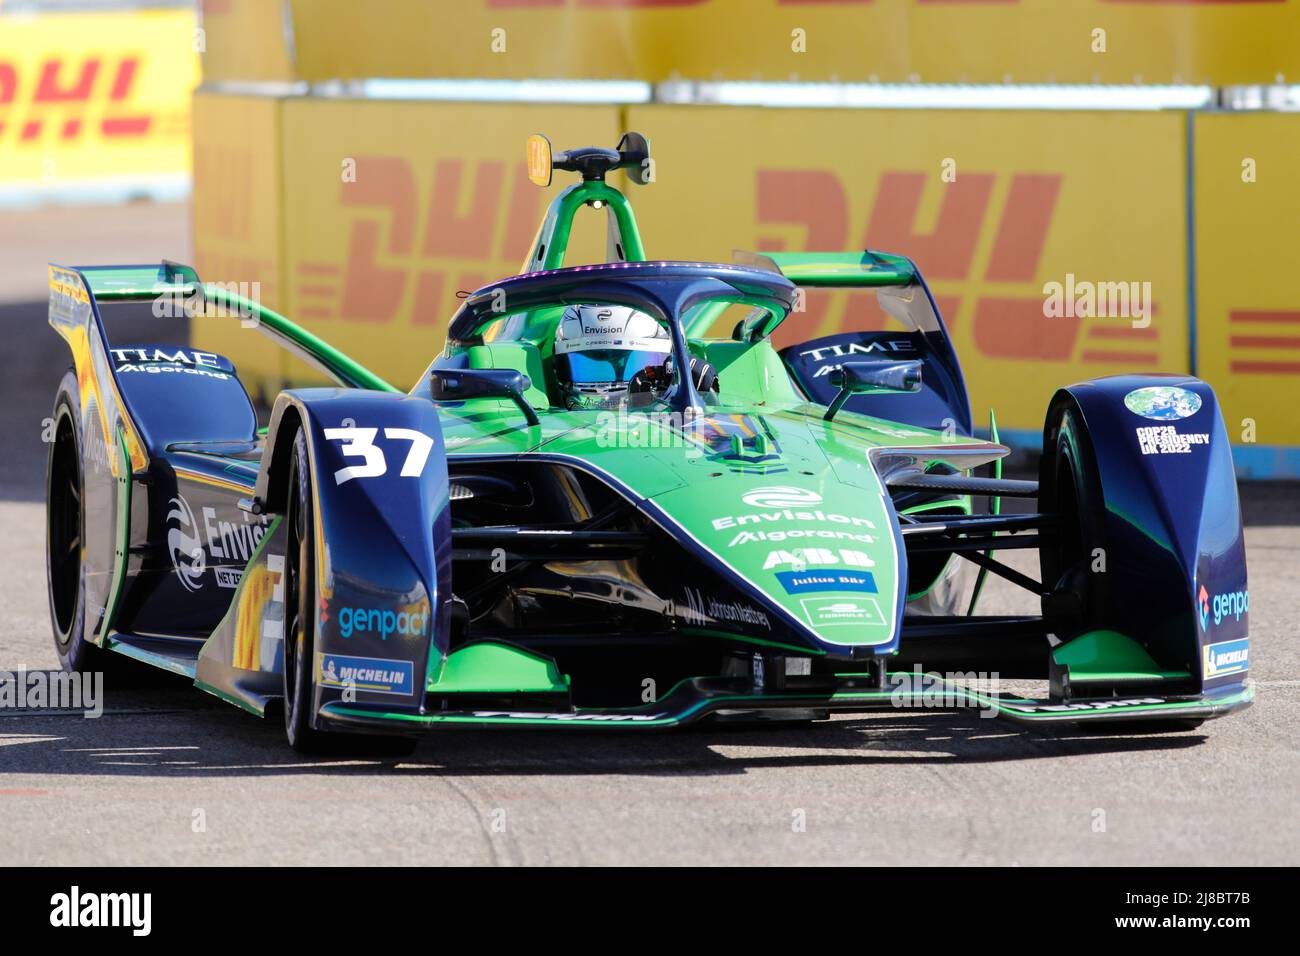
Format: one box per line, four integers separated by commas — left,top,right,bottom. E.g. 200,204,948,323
46,370,93,672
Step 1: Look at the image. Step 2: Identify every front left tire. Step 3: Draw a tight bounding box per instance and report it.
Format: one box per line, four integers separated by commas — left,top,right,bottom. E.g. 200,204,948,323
281,428,415,756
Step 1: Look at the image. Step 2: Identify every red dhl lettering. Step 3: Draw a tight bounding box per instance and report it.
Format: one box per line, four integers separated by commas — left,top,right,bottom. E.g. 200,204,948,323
294,158,544,324
755,167,1161,367
0,56,152,143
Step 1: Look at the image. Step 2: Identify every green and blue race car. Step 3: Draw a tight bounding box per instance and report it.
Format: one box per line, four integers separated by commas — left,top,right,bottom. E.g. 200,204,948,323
42,134,1250,751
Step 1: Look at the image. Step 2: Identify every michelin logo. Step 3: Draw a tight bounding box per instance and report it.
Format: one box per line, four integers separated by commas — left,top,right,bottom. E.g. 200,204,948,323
1203,638,1249,679
319,654,414,696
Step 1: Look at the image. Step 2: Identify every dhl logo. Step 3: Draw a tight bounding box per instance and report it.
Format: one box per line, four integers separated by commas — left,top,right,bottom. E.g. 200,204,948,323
0,55,153,143
293,155,1165,375
756,168,1161,367
1226,310,1300,376
294,158,545,324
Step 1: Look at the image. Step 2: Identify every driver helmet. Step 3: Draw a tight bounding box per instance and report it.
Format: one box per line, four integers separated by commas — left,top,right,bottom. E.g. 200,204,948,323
553,304,671,410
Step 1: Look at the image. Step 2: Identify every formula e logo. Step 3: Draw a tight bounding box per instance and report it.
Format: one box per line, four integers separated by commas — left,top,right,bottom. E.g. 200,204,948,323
1198,585,1210,631
166,496,206,592
742,486,822,509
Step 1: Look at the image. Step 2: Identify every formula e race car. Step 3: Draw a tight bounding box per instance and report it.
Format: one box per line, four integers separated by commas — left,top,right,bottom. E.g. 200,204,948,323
43,133,1251,752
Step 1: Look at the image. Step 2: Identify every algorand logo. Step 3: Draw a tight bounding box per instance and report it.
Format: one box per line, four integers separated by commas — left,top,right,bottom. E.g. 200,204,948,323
742,486,823,509
166,495,205,592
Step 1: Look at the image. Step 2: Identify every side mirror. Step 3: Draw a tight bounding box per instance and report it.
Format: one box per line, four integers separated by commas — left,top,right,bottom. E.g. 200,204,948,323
824,360,923,422
617,131,652,185
429,368,540,427
526,134,553,187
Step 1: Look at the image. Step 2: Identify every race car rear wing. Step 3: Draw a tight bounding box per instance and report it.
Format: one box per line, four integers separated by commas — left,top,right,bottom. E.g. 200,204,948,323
49,261,399,395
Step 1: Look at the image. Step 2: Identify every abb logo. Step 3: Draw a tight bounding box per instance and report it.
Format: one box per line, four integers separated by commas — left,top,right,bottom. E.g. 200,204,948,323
0,56,151,143
756,168,1159,366
295,158,543,324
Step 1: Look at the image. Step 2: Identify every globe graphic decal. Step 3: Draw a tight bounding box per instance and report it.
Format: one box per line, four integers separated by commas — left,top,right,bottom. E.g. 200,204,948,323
1123,386,1202,421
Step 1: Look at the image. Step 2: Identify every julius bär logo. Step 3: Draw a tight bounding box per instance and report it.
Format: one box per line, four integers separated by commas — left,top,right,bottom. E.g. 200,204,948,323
166,495,205,592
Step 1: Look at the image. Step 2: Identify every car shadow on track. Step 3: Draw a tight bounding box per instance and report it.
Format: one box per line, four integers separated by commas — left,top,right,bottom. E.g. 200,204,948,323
0,679,1207,780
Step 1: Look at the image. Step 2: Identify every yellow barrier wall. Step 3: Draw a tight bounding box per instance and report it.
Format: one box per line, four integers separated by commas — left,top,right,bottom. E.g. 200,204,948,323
197,0,296,85
0,10,197,186
626,105,1189,433
256,0,1300,86
191,95,1300,460
1194,112,1300,452
191,92,286,399
273,99,621,390
194,96,623,395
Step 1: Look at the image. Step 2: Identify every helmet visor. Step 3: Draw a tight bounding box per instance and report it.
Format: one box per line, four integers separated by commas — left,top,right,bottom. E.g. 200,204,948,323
562,349,664,386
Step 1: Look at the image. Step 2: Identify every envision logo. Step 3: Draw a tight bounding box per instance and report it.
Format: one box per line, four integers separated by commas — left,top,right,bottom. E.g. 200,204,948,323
166,496,205,592
50,886,151,936
166,494,270,591
741,486,822,509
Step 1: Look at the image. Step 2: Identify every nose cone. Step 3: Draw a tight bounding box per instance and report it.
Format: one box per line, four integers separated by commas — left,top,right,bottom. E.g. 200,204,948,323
650,476,902,654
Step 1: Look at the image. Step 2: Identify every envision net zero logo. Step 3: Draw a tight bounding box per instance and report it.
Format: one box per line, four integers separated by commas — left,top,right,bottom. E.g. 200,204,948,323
166,495,206,592
741,486,823,509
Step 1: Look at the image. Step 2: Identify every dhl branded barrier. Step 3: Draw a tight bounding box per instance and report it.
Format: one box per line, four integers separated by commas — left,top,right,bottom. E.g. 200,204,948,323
191,95,622,394
1193,112,1300,471
196,0,295,86
198,0,1300,88
627,105,1190,436
277,99,619,386
191,93,285,395
191,95,1300,460
0,10,198,186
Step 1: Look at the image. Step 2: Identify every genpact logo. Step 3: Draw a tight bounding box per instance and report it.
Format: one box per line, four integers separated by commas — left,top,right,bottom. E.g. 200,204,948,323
338,605,429,641
1198,585,1210,631
742,486,823,509
1212,589,1249,627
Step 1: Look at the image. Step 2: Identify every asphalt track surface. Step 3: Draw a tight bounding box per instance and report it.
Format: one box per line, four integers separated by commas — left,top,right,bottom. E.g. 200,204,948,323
0,207,1296,865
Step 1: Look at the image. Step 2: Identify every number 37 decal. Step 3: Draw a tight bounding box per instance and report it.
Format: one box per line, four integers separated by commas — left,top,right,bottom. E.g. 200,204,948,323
322,425,435,485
